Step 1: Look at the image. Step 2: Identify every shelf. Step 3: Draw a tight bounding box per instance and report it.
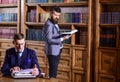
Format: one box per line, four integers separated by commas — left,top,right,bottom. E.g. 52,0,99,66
25,22,44,26
71,44,87,48
26,1,88,7
98,47,117,50
0,22,17,26
0,4,18,8
25,22,88,27
100,1,120,5
99,24,120,27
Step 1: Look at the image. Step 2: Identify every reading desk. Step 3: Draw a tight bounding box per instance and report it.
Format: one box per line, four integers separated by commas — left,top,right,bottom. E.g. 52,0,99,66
0,76,59,82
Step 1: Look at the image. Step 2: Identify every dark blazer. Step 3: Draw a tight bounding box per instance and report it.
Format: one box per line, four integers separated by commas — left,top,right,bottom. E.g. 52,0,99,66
42,18,62,56
1,47,41,76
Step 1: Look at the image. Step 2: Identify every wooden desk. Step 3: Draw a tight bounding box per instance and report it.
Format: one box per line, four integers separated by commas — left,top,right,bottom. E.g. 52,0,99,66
0,76,59,82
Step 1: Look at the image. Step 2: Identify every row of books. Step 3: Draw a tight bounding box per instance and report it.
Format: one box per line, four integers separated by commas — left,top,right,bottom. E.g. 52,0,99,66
61,7,88,13
0,13,17,22
74,29,87,45
26,27,89,45
100,28,116,47
0,27,17,39
26,0,87,3
100,12,120,24
27,9,36,22
26,28,71,44
0,27,89,45
0,0,17,4
40,13,88,23
26,29,43,41
79,30,87,45
39,13,49,23
27,0,47,3
60,13,88,23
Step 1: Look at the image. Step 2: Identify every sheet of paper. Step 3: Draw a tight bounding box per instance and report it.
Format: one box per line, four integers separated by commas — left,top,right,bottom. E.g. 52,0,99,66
62,29,78,35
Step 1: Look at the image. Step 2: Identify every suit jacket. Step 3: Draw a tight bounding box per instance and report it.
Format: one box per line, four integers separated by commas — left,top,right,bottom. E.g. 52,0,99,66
1,47,41,76
42,18,62,56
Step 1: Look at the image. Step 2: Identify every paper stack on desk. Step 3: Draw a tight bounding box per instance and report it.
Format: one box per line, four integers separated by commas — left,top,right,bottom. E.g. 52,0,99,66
12,68,36,78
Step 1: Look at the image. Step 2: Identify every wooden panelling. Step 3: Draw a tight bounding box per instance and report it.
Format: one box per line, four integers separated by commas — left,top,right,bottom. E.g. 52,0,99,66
38,56,47,66
58,56,71,69
61,45,71,57
57,79,71,82
0,49,5,59
98,74,116,82
72,70,86,82
26,43,45,54
0,42,13,49
40,66,47,77
0,49,6,68
72,46,87,71
57,68,71,80
98,49,117,75
117,50,120,76
117,75,120,82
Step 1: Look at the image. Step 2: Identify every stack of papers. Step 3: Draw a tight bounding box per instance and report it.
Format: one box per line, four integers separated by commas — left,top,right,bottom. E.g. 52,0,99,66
12,69,36,78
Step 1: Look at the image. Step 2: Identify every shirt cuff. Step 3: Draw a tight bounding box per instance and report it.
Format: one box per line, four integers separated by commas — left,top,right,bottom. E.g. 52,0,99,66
61,38,63,41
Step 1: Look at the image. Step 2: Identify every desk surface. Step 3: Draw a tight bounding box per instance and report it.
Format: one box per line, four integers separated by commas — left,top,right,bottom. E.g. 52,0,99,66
0,76,59,82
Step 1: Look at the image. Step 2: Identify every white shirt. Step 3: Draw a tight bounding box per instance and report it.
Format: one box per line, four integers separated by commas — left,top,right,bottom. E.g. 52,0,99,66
15,48,24,57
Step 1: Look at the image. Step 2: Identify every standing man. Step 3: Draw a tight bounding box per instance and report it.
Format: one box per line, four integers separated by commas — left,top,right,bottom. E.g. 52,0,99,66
42,6,71,78
1,33,41,77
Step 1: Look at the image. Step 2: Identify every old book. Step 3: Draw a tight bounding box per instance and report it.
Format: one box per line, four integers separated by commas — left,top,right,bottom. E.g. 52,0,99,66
56,29,78,38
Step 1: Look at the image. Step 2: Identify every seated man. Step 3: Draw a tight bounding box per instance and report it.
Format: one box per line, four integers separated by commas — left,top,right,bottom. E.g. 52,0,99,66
1,33,41,77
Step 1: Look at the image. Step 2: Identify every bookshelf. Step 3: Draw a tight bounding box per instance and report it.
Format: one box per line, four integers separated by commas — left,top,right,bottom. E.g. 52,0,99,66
0,0,20,72
21,0,92,82
0,0,20,39
95,0,120,82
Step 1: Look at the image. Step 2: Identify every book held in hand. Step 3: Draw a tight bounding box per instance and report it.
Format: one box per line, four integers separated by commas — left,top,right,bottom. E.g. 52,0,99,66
11,68,36,78
56,29,78,38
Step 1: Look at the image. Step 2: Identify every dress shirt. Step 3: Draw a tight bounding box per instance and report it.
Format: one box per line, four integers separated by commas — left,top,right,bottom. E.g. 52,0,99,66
15,48,24,57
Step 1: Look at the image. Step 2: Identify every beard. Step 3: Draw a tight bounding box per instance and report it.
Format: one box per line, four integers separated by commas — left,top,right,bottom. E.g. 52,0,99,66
51,17,58,24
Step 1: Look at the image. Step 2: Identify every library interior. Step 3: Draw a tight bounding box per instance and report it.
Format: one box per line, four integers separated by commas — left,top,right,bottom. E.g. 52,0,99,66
0,0,120,82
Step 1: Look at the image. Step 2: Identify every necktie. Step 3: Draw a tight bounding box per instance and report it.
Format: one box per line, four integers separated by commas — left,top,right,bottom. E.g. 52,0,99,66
17,51,21,66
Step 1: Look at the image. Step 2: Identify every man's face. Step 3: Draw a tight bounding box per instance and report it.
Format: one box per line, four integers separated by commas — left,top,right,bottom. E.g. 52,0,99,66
13,39,25,52
51,11,61,24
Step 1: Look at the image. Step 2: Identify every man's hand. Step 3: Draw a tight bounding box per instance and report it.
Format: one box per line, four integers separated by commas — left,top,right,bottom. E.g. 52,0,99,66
10,66,21,77
10,66,21,72
32,64,39,76
63,35,71,41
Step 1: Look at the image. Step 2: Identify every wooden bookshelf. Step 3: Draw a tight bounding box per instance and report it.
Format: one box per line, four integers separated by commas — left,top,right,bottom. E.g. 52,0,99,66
0,0,20,39
95,0,120,82
0,0,20,76
22,1,90,45
20,0,93,82
0,0,120,82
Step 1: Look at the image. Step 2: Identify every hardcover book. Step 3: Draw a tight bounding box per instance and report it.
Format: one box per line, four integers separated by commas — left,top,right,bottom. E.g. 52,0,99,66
56,29,78,38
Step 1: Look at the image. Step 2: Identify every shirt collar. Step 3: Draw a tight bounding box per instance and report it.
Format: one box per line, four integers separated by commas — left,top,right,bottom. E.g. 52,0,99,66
15,48,24,53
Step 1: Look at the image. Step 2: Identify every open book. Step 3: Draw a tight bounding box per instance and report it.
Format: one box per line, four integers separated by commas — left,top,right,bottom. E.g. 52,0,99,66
56,29,78,38
11,68,36,78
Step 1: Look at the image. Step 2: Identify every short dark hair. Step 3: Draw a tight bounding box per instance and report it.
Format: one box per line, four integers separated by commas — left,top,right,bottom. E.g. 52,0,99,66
50,6,61,13
13,33,24,40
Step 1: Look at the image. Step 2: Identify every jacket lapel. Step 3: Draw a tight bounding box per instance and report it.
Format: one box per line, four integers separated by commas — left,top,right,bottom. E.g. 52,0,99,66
20,48,27,64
